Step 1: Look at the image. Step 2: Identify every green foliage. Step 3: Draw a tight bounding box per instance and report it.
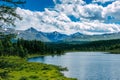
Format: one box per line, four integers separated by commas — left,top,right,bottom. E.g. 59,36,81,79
0,34,64,58
0,40,4,55
19,76,28,80
0,56,76,80
46,39,120,53
16,38,64,56
0,34,27,57
0,70,9,79
18,45,26,58
0,0,26,27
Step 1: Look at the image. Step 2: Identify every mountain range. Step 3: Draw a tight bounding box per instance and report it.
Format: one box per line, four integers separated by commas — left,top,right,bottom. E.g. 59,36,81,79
17,27,68,42
16,27,120,42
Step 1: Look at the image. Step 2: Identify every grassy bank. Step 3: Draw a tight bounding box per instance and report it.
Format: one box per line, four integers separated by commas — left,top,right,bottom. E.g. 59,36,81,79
0,56,76,80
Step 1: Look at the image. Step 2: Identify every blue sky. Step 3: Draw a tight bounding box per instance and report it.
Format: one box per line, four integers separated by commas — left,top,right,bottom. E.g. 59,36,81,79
21,0,91,11
14,0,120,35
21,0,114,11
85,0,92,4
21,0,55,11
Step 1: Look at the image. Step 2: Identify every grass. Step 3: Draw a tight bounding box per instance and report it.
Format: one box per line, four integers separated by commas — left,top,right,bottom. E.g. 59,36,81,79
109,49,120,54
0,56,77,80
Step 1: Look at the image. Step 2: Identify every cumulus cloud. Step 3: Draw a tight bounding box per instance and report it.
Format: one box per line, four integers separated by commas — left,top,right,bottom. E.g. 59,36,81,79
102,1,120,22
54,1,103,22
93,0,115,3
15,0,120,35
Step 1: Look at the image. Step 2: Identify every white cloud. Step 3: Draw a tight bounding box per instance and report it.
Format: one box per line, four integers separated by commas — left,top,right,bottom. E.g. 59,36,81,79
102,1,120,22
54,2,104,22
15,0,120,35
93,0,115,3
53,0,85,5
78,4,103,21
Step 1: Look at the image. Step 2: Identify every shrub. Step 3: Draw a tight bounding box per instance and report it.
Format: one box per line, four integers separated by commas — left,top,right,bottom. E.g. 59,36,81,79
19,76,28,80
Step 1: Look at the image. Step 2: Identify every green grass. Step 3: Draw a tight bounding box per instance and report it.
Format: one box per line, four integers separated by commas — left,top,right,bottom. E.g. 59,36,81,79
0,56,77,80
108,49,120,54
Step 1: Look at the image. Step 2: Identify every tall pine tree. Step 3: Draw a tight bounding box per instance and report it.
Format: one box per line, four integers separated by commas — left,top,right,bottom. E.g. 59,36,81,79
0,40,4,55
0,0,26,27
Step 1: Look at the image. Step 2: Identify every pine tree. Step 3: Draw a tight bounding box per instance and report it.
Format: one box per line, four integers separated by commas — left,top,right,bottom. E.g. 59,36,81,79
0,40,4,56
18,45,25,58
0,0,26,27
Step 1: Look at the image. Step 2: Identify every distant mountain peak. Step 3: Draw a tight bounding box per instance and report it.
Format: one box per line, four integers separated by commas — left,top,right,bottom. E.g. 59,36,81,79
17,28,120,42
53,31,58,33
53,31,61,35
72,32,84,36
25,27,38,33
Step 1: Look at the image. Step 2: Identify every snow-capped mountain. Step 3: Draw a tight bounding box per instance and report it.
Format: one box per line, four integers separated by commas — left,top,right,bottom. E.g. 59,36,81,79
17,27,50,42
45,31,68,42
25,27,38,33
16,27,120,42
17,27,68,42
1,27,120,42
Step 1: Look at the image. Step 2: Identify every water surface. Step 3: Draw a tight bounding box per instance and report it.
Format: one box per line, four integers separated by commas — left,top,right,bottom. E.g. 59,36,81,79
28,52,120,80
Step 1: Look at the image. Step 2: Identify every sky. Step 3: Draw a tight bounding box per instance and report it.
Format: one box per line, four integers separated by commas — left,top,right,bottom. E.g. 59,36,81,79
20,0,55,11
14,0,120,35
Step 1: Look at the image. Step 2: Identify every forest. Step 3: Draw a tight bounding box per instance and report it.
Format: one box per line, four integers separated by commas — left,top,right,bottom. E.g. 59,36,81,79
1,33,120,58
46,39,120,53
0,33,64,58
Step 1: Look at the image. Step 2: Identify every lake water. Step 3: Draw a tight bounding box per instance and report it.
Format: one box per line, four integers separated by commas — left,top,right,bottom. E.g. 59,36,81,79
28,52,120,80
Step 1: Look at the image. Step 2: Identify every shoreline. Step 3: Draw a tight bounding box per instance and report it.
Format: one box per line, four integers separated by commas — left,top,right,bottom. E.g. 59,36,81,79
0,56,77,80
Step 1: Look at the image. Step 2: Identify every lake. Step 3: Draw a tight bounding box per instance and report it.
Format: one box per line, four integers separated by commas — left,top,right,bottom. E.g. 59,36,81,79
28,52,120,80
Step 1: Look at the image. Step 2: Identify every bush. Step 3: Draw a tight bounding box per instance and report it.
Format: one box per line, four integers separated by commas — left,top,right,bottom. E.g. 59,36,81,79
29,75,39,79
19,76,28,80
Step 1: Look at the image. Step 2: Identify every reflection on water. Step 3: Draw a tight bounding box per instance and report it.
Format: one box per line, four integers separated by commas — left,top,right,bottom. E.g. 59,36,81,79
28,52,120,80
29,56,45,62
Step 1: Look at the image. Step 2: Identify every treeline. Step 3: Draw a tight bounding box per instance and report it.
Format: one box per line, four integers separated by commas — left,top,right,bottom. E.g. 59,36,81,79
16,39,64,55
77,39,120,51
1,33,120,58
46,39,120,52
0,34,64,58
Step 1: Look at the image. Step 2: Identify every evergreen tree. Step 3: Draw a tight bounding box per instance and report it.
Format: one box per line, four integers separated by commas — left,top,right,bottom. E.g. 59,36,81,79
18,45,25,58
0,0,26,27
0,40,4,56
